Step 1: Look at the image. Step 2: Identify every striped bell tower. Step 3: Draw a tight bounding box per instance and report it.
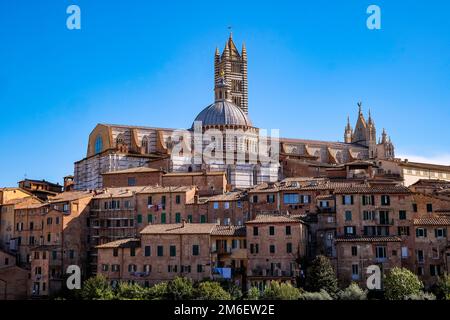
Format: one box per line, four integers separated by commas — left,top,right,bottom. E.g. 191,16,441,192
214,33,249,115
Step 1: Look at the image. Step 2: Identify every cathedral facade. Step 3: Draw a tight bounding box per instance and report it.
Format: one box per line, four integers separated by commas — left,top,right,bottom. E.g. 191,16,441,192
74,35,395,191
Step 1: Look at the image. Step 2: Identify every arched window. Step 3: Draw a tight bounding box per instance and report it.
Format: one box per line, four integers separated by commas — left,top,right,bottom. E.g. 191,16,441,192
116,134,124,145
252,166,258,186
94,135,103,154
142,136,149,153
226,166,232,185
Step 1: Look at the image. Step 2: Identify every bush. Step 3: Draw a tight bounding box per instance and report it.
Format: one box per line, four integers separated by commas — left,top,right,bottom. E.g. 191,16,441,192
434,274,450,300
306,255,338,294
299,289,333,300
384,267,424,300
146,282,169,300
166,277,195,300
246,287,260,300
196,281,232,300
262,281,301,300
80,275,115,300
337,283,367,300
115,282,148,300
404,292,436,300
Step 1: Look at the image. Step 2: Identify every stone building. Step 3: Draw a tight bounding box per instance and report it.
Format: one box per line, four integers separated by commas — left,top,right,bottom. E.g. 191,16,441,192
245,214,308,290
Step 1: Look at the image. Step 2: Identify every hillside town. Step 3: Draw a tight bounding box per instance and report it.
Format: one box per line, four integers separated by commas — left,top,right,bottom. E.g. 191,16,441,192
1,35,450,300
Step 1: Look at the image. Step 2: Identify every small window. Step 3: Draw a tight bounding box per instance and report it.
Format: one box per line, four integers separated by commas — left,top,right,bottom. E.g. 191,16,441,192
144,246,151,257
170,245,176,257
252,195,258,203
130,247,135,257
342,195,354,205
200,215,206,223
253,227,259,236
224,202,230,209
157,246,164,257
175,213,181,223
175,195,181,204
285,226,291,236
269,245,275,254
412,203,418,212
137,214,142,224
399,210,407,220
345,211,352,221
435,228,446,238
187,215,193,223
269,226,275,236
197,264,203,273
127,177,136,186
147,196,152,205
113,248,118,257
147,214,153,223
381,195,390,206
416,228,427,238
213,202,219,209
161,213,166,224
192,245,199,256
351,246,357,256
286,243,292,253
426,203,433,213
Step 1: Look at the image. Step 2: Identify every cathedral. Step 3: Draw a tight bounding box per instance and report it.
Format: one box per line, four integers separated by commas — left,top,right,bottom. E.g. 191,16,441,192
74,34,395,190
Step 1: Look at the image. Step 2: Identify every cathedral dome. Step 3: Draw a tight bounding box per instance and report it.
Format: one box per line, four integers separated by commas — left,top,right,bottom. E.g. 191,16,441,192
192,100,253,128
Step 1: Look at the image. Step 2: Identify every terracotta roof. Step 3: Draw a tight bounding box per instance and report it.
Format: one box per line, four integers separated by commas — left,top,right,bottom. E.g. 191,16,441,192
398,160,450,172
212,225,246,237
49,191,94,203
413,217,450,226
316,194,334,200
206,191,246,202
101,167,161,175
246,214,301,224
93,186,195,199
140,223,217,235
13,197,46,209
96,238,140,249
334,185,411,194
335,236,402,242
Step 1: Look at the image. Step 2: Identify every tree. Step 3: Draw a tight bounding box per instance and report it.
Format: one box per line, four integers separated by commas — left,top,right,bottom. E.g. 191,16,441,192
196,281,232,300
434,273,450,300
384,267,424,300
306,255,338,294
246,287,260,300
146,282,169,300
80,275,115,300
115,282,148,300
404,292,436,300
337,283,367,300
262,281,301,300
166,277,195,300
299,289,333,300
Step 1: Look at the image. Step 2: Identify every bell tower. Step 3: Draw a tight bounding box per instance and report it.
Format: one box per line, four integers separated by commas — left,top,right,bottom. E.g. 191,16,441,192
214,33,249,114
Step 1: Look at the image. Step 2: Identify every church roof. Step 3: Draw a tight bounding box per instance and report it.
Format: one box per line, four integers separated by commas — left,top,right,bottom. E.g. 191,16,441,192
192,100,252,128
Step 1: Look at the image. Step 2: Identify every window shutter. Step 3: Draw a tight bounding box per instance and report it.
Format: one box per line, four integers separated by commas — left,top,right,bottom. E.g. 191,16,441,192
371,195,375,205
362,196,366,206
416,229,419,237
435,229,438,238
350,196,354,205
444,229,448,237
424,228,427,237
342,196,345,205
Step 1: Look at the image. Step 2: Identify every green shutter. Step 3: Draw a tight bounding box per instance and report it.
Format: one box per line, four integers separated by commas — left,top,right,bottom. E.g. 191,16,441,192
175,213,181,223
147,214,153,223
188,215,193,222
200,215,206,223
137,214,142,224
161,213,166,224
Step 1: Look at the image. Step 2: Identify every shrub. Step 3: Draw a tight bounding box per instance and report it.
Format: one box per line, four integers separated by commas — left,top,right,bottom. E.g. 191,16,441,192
196,281,232,300
337,283,367,300
434,273,450,300
115,282,148,300
404,292,436,300
166,277,195,300
299,289,333,300
384,267,424,300
146,282,169,300
262,281,301,300
246,287,260,300
80,275,115,300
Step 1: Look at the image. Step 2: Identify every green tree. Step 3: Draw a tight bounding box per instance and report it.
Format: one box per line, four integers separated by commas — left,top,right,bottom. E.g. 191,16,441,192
166,277,195,300
80,275,115,300
404,292,436,300
306,255,338,294
262,281,301,300
246,287,260,300
299,289,333,300
115,282,148,300
337,283,367,300
146,282,169,300
384,267,424,300
434,273,450,300
196,281,232,300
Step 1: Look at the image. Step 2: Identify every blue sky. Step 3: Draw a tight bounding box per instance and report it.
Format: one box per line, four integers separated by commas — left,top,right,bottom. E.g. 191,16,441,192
0,0,449,186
